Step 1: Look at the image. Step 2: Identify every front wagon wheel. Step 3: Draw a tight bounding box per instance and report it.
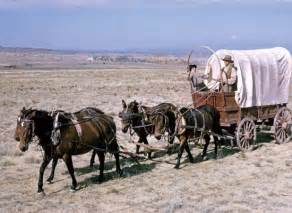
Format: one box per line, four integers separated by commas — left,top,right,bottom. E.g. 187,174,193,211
236,118,256,150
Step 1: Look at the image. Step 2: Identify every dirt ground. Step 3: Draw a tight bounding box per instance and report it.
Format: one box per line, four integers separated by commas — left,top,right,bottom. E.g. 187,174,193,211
0,65,292,213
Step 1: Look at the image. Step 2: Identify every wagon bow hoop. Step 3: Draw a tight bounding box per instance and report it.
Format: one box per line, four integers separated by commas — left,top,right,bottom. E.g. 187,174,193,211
201,46,224,89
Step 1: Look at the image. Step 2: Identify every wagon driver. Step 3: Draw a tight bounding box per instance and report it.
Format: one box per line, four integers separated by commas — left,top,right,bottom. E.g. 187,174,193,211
221,55,237,92
187,64,208,92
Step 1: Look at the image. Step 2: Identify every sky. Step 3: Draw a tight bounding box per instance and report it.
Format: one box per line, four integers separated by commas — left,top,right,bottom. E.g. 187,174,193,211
0,0,292,52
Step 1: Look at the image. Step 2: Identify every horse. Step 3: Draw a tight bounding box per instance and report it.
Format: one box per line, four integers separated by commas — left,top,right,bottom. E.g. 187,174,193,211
14,107,103,183
174,105,222,169
118,100,177,158
16,107,122,192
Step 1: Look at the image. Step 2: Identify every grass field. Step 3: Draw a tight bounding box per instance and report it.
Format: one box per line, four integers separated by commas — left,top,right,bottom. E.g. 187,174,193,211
0,65,292,212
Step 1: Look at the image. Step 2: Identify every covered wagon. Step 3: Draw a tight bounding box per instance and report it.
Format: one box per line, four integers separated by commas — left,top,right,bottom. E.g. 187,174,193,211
191,47,292,149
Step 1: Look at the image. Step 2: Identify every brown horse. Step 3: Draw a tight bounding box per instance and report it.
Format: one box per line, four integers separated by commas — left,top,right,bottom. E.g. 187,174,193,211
17,107,122,192
14,107,102,183
119,100,177,158
175,105,222,169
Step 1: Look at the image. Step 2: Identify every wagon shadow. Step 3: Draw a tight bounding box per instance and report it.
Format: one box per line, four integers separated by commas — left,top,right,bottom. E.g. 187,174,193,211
256,132,274,144
252,131,275,150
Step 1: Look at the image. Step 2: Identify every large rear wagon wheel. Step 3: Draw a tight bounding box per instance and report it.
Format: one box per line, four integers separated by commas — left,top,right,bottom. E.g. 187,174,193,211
236,118,256,150
273,107,292,144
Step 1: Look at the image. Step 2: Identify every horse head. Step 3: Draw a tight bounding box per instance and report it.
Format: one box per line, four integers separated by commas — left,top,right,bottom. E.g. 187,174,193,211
16,108,53,152
118,100,141,133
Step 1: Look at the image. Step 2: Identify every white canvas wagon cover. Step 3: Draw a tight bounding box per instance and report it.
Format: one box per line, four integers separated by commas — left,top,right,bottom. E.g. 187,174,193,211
204,47,292,108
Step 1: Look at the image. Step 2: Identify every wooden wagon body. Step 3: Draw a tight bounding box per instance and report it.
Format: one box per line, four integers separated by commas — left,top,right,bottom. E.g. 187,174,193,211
192,92,285,127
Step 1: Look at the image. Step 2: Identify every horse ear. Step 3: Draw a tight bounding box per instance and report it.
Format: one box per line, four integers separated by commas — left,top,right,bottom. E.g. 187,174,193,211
21,107,26,112
122,100,127,109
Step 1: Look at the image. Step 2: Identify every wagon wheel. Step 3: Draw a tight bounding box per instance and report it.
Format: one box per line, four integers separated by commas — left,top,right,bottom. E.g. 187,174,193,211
236,118,256,150
273,107,292,144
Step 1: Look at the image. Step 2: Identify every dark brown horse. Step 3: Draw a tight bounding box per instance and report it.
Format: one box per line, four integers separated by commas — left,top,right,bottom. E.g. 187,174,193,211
17,107,122,192
119,100,177,158
174,105,222,169
14,107,102,183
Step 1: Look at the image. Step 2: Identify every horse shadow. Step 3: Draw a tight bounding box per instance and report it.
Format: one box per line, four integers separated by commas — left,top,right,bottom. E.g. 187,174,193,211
75,157,156,189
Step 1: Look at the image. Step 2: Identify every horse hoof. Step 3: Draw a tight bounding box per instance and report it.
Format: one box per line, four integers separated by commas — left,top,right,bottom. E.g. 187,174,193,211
69,186,77,192
202,156,208,161
37,188,44,193
37,190,46,197
46,178,53,184
98,176,104,183
118,170,123,177
174,165,180,169
189,158,195,163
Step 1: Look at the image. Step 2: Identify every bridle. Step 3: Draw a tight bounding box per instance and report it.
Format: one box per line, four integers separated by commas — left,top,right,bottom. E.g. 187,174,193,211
19,117,36,144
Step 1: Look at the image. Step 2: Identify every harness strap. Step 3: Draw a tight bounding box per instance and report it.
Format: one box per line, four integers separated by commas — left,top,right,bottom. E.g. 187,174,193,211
71,114,82,142
194,108,205,130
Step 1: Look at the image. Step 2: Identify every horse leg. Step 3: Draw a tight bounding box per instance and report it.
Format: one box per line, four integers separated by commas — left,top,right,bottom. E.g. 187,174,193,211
143,137,152,159
185,142,194,163
213,136,219,159
38,152,52,193
136,137,142,154
89,150,96,167
114,152,122,176
47,156,58,183
168,119,176,145
202,134,210,160
175,135,186,169
97,151,105,182
63,154,77,191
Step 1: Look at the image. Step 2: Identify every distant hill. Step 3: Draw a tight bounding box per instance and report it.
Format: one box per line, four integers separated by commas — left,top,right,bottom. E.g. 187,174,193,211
0,45,210,70
0,46,205,70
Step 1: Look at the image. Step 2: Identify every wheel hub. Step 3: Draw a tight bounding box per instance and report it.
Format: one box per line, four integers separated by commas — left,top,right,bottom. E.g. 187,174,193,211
244,132,252,140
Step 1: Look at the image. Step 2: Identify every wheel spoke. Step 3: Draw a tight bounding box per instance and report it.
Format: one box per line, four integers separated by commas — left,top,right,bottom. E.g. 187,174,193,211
280,131,286,142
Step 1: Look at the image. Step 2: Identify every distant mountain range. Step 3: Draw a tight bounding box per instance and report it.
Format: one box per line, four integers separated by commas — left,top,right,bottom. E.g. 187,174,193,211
1,44,291,56
0,45,211,56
